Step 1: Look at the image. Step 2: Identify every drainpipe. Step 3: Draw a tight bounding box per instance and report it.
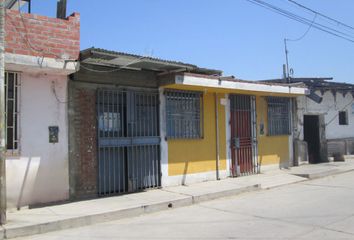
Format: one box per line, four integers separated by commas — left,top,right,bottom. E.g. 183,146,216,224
0,0,6,225
289,98,295,167
215,93,220,180
56,0,67,19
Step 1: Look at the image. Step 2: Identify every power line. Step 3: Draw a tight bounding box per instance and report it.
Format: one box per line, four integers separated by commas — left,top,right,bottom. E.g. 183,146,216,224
287,0,354,31
246,0,354,43
286,13,317,42
325,98,354,126
248,0,354,39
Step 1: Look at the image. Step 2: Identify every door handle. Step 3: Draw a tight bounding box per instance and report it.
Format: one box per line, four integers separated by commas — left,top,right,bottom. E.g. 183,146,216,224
232,137,240,148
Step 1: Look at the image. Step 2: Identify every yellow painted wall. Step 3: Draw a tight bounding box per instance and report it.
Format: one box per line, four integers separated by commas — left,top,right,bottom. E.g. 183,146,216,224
167,92,290,176
168,92,227,176
256,96,290,166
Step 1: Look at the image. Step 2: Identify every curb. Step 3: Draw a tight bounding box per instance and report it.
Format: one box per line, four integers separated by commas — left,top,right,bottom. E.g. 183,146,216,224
190,184,261,204
292,168,354,180
3,184,260,239
4,167,353,240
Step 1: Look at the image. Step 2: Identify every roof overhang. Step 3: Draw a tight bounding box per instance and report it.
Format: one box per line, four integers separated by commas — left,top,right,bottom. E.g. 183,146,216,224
80,48,222,76
5,53,77,75
160,73,308,96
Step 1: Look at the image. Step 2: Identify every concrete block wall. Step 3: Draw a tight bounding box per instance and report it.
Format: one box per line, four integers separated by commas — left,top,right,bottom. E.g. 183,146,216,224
5,9,80,59
296,91,354,141
295,91,354,162
68,84,98,199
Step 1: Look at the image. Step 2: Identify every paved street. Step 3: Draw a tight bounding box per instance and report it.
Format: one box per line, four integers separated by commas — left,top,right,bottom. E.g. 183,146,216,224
17,171,354,240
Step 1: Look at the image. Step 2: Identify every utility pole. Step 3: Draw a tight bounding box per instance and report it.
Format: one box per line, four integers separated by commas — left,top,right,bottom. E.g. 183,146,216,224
284,38,290,83
0,0,7,225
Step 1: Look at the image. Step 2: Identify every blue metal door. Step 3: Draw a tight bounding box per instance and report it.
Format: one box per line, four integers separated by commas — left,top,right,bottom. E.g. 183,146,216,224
97,89,160,195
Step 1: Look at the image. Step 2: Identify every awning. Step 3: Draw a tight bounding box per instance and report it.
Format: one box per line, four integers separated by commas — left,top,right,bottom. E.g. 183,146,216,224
160,73,308,96
80,48,222,76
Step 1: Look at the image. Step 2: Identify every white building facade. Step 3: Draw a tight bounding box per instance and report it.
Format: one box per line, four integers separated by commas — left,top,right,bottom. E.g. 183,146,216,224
294,82,354,163
4,9,80,209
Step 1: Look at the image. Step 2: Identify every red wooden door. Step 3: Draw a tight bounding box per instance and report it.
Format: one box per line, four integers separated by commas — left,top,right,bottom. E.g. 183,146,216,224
230,94,256,176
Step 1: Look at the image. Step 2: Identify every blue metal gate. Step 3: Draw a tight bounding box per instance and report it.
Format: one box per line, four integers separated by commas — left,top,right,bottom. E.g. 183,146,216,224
97,89,160,196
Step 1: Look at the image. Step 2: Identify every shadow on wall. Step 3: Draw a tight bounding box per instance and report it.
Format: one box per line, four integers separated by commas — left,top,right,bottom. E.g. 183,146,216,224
258,152,287,172
258,135,290,170
279,156,290,169
6,157,41,210
181,161,189,185
258,155,263,173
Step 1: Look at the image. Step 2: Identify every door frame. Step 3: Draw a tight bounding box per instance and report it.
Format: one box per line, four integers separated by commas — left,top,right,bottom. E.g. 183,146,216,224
303,114,328,163
96,87,161,196
229,94,258,176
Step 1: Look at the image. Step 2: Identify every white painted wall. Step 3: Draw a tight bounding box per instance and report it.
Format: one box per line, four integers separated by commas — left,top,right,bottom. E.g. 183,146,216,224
6,72,69,209
295,91,354,140
159,88,169,187
224,94,231,177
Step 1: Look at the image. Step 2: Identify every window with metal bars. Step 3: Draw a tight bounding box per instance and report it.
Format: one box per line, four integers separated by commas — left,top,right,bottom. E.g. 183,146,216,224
165,90,203,139
338,111,348,125
5,72,20,153
267,97,290,136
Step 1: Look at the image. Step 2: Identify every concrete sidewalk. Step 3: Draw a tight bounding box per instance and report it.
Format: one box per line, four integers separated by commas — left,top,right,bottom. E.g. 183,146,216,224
287,157,354,179
1,159,354,239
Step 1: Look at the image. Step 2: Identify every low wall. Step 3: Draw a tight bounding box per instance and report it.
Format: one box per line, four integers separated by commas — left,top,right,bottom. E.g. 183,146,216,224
327,138,354,156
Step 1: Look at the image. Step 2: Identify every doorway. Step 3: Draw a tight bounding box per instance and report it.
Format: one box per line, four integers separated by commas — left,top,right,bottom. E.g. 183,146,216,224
97,88,161,196
304,115,321,164
229,94,257,176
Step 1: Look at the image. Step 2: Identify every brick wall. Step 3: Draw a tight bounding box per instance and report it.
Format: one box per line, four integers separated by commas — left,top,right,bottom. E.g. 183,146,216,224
5,9,80,60
70,86,98,198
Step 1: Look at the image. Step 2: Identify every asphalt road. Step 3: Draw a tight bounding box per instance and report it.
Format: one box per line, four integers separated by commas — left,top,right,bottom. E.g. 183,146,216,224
17,171,354,240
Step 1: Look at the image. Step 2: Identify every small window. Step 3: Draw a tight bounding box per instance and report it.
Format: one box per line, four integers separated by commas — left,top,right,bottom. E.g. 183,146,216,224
5,71,20,153
267,97,290,136
165,90,203,139
339,111,348,125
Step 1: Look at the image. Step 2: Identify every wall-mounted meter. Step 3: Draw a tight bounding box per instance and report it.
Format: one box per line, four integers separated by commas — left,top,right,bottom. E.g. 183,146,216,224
49,126,59,143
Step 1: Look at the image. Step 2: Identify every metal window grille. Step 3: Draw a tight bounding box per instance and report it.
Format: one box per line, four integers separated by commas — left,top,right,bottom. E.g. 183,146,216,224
97,89,161,195
165,90,203,139
5,71,20,153
339,111,348,125
267,97,290,136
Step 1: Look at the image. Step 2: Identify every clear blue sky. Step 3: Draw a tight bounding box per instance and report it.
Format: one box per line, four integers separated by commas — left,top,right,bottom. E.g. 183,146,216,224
29,0,354,83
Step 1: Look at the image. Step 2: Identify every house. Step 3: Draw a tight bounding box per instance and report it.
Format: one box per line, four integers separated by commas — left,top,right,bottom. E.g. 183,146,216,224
261,77,354,165
2,5,308,206
4,4,80,208
68,48,307,199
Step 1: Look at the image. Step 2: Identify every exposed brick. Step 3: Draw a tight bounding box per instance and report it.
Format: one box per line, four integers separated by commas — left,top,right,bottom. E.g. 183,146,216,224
71,88,98,197
5,9,80,60
14,49,31,55
36,15,49,21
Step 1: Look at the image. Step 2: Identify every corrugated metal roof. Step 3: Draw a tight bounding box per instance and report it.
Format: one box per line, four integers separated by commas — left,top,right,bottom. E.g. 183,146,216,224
82,47,197,67
80,47,223,76
260,77,354,91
